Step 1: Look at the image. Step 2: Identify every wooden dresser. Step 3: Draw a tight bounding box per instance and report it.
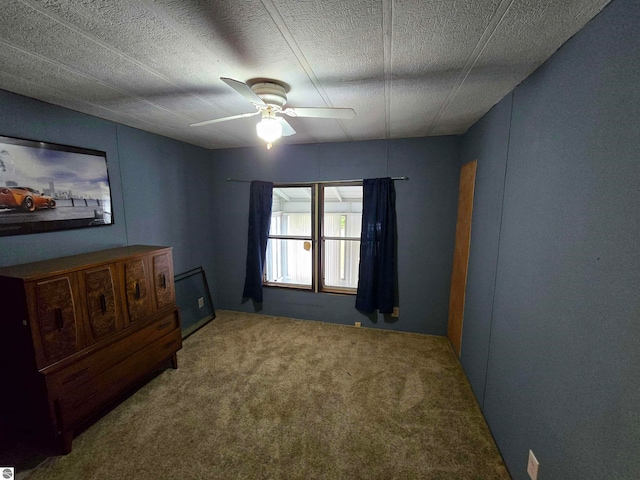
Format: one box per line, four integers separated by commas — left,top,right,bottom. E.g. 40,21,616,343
0,245,182,453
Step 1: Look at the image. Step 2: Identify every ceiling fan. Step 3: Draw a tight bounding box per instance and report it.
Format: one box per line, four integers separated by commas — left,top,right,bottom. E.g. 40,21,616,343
190,78,356,148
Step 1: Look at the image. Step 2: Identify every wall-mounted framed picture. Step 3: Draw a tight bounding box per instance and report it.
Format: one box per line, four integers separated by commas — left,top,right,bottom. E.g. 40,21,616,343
0,135,114,237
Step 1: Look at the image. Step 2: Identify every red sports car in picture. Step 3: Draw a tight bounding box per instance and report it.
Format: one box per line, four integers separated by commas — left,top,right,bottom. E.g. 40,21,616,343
0,186,56,212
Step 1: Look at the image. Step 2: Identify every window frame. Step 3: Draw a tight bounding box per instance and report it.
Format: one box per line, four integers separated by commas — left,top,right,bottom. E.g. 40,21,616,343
263,183,317,291
318,182,362,295
263,181,362,295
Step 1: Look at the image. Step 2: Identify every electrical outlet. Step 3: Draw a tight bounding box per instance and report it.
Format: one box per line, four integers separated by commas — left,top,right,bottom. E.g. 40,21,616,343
527,450,539,480
354,322,361,328
198,297,204,309
392,307,400,317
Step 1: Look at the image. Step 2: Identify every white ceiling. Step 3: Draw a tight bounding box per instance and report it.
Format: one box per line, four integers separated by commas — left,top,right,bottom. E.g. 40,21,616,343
0,0,611,150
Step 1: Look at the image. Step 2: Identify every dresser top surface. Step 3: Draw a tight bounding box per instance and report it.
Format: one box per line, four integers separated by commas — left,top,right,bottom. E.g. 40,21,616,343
0,245,171,281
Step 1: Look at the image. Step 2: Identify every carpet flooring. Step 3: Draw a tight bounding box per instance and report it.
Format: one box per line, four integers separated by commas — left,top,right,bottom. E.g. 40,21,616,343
15,310,510,479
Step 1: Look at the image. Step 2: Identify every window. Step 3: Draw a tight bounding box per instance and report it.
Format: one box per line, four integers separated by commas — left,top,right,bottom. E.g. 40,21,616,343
264,183,363,294
265,186,313,288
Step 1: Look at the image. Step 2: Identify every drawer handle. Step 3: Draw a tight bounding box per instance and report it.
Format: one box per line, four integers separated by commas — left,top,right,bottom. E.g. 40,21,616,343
161,273,166,289
157,321,172,330
134,282,141,300
62,368,89,385
54,308,64,330
99,294,107,313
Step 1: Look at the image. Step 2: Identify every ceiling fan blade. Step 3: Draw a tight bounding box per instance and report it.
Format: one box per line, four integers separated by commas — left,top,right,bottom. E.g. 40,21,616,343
282,107,356,119
220,77,266,106
189,110,259,127
277,117,296,136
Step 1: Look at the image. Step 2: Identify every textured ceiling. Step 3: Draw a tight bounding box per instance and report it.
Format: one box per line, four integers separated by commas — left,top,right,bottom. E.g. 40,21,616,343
0,0,611,150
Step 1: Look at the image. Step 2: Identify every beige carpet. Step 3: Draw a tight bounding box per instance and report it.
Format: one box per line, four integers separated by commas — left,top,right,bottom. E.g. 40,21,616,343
18,310,510,479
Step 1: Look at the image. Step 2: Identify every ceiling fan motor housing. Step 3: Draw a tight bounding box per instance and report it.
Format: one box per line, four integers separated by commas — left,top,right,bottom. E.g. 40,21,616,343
251,82,287,108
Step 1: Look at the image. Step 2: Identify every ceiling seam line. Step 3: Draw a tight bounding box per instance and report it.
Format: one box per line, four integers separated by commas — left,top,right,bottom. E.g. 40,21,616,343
17,0,227,112
0,66,174,129
382,0,394,140
0,37,199,124
136,0,242,109
259,0,353,141
0,65,227,149
0,68,235,149
426,0,516,135
136,0,236,73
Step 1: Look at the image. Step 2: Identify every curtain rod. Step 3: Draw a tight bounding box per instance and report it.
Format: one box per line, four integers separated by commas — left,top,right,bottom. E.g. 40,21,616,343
226,176,409,185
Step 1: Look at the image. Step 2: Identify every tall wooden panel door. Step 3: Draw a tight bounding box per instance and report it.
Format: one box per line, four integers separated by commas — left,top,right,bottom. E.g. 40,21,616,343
448,160,477,356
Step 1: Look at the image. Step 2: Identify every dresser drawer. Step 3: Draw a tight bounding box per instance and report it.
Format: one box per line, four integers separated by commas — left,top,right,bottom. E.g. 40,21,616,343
56,327,181,430
46,310,179,396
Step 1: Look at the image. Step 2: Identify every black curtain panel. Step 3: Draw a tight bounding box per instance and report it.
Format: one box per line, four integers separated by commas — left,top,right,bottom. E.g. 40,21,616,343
242,181,273,303
355,177,397,314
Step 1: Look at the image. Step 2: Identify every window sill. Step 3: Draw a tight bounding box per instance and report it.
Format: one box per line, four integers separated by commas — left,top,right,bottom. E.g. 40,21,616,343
320,286,357,296
263,282,312,291
262,283,356,296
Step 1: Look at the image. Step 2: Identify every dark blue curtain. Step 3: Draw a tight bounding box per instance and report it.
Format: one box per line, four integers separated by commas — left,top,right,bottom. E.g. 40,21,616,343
242,181,273,303
355,177,397,314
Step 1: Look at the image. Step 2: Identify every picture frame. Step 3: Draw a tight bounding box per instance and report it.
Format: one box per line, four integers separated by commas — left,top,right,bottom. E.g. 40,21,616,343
0,135,114,237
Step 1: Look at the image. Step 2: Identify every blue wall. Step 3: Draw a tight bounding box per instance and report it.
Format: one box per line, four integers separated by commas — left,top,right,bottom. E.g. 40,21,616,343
0,91,215,288
116,125,217,293
459,93,512,407
460,0,640,478
209,137,460,335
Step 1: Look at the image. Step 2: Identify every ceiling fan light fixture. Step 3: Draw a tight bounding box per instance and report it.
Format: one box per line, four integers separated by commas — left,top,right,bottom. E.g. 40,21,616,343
190,78,351,147
256,109,282,148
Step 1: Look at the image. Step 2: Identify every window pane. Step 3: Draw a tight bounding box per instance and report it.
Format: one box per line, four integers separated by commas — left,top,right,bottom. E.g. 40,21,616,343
265,238,312,286
271,187,312,237
323,186,362,237
323,239,360,289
